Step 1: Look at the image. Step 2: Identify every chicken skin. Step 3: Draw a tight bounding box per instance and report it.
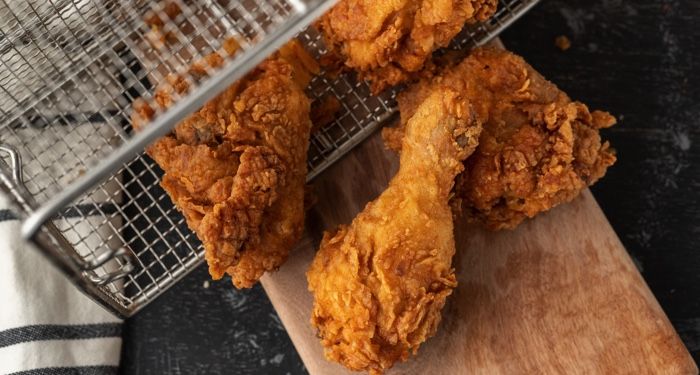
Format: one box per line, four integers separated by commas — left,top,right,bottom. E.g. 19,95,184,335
307,89,482,374
316,0,498,93
384,48,617,229
132,40,319,288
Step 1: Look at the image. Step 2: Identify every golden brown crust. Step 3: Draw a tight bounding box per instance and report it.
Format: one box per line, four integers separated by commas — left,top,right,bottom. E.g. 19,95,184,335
133,40,316,288
316,0,498,93
308,90,482,373
383,47,617,230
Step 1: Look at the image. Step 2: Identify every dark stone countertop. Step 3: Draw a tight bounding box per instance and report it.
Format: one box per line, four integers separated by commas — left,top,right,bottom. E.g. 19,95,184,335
120,1,700,373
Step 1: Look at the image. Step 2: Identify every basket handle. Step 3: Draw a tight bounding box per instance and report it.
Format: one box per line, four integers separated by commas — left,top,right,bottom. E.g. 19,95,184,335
0,144,135,294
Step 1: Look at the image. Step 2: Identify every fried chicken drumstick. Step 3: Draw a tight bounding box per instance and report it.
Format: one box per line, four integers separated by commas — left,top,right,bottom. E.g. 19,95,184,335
307,90,482,374
316,0,498,93
384,48,617,229
133,40,318,288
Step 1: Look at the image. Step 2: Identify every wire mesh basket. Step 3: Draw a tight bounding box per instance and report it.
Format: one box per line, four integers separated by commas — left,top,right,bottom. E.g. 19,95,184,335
0,0,540,317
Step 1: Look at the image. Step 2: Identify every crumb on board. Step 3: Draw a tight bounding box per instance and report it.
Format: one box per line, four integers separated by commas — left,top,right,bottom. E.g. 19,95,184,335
555,35,571,51
203,280,210,289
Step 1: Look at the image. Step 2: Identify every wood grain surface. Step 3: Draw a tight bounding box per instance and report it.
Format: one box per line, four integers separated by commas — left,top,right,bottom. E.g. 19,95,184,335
261,130,698,374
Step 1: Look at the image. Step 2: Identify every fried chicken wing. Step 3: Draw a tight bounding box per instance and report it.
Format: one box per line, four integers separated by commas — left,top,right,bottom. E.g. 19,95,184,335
383,48,617,229
307,90,482,374
316,0,498,93
133,40,318,288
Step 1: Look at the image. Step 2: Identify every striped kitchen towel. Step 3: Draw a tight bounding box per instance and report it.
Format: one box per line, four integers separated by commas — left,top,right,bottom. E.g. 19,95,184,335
0,96,126,374
0,197,121,374
0,192,123,375
0,104,126,375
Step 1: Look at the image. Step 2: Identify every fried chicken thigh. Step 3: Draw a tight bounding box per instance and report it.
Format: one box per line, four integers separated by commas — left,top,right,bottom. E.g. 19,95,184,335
307,90,482,374
316,0,498,93
384,48,617,229
133,41,318,288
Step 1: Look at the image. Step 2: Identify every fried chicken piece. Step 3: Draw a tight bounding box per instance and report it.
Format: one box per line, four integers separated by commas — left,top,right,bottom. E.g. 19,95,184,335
383,48,617,229
132,40,318,288
316,0,498,93
307,90,482,374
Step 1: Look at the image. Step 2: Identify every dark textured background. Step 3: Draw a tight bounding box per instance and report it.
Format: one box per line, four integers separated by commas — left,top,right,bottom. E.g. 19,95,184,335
120,0,700,373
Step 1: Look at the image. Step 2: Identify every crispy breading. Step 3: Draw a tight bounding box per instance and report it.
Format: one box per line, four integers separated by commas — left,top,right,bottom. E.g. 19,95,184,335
307,90,482,374
383,48,617,229
133,40,318,288
316,0,498,93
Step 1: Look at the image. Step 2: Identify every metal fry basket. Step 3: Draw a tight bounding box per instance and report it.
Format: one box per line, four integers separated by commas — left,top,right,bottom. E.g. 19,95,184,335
0,0,539,317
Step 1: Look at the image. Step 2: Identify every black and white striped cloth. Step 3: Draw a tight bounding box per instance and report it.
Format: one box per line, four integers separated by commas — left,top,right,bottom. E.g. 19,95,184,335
0,194,122,375
0,112,125,374
0,65,127,375
0,109,126,373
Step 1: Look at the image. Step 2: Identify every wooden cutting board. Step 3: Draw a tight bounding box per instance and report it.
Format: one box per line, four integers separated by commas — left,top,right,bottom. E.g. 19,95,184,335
261,129,697,374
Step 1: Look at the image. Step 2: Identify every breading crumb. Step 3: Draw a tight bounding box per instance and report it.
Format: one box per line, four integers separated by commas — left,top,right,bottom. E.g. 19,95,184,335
555,35,572,51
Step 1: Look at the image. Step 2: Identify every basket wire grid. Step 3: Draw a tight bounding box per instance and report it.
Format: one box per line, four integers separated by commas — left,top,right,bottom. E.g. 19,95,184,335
0,0,539,317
